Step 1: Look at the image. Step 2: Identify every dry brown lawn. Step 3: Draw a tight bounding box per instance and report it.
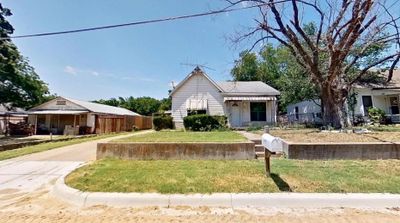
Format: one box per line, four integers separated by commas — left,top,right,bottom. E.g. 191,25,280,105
269,129,400,143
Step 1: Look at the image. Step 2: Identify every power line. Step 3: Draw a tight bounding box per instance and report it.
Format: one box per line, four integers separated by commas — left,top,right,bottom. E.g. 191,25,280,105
1,2,285,40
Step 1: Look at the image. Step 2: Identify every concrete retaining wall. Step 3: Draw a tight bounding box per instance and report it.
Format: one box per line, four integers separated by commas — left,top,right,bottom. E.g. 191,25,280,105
282,140,400,160
97,142,255,160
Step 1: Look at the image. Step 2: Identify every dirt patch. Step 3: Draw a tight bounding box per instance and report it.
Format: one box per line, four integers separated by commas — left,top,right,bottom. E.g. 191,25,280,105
1,187,400,223
269,129,400,143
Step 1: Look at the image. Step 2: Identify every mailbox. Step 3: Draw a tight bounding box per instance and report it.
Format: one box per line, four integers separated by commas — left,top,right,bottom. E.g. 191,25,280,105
261,133,283,153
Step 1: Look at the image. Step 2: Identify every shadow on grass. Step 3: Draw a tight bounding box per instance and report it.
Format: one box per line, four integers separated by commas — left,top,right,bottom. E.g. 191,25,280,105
270,173,292,192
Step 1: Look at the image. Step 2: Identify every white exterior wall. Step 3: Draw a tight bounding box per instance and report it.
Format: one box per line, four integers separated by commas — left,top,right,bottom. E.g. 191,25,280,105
287,100,321,116
286,88,399,123
171,73,225,128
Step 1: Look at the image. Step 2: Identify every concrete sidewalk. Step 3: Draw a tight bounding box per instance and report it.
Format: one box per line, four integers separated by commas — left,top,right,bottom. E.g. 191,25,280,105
53,171,400,209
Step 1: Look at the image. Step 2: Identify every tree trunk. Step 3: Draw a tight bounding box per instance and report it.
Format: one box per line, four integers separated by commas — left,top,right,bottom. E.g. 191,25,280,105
321,85,344,129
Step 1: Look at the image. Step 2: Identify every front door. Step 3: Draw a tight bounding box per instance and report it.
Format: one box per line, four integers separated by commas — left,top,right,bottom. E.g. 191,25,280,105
231,103,241,127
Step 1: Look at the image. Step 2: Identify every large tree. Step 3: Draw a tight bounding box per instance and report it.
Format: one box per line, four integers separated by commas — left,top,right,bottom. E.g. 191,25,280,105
227,0,400,128
94,96,171,116
232,44,317,111
0,3,49,109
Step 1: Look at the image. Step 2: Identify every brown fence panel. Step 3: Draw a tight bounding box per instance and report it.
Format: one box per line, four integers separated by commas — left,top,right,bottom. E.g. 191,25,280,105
95,115,125,134
133,116,152,130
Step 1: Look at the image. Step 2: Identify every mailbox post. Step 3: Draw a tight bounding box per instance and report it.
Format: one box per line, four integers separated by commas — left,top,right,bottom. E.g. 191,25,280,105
264,148,271,176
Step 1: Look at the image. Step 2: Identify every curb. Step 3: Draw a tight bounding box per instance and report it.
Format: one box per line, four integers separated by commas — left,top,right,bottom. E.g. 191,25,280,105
52,168,400,208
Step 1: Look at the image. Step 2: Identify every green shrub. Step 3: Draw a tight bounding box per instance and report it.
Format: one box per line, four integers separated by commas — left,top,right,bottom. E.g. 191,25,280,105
153,116,174,131
183,114,228,131
368,107,386,124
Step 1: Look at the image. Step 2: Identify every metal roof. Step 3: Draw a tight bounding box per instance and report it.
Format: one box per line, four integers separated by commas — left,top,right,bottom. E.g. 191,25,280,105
29,97,141,116
218,81,280,96
65,98,141,116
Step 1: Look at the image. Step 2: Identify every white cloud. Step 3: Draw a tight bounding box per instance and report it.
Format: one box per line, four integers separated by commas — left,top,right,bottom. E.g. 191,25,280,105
64,66,78,75
63,66,100,76
240,1,248,8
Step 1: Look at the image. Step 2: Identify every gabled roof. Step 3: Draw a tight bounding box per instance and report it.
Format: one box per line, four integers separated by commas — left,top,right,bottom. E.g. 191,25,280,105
170,67,280,96
30,97,140,116
169,67,224,96
218,81,280,96
65,98,141,116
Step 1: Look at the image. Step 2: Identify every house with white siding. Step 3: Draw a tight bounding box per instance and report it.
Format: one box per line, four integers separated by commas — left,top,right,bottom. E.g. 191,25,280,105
170,67,280,128
286,70,400,124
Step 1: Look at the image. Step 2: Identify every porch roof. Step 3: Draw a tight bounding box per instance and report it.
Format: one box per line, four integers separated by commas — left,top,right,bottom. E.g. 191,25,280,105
224,96,276,101
29,110,89,115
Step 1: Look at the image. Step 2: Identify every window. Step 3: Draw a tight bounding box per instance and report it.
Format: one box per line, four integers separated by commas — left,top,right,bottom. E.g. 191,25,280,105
56,100,66,105
187,109,207,116
250,102,266,121
362,96,373,115
389,97,399,115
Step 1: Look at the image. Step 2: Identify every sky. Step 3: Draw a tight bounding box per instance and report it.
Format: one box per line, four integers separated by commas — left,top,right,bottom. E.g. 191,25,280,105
4,1,399,101
3,0,261,100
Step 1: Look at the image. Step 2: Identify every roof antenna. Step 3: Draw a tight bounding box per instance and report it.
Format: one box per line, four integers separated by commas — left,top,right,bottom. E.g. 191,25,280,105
180,63,216,71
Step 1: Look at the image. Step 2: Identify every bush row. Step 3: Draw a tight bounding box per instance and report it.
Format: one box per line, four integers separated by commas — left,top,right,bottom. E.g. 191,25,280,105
153,116,174,131
183,114,227,131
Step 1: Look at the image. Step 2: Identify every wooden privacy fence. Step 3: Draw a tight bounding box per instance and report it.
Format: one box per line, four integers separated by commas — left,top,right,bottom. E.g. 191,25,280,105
95,115,153,134
133,116,152,130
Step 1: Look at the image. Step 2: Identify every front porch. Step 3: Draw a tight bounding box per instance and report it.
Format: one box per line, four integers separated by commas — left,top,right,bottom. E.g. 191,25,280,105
363,90,400,123
224,96,277,128
28,112,91,135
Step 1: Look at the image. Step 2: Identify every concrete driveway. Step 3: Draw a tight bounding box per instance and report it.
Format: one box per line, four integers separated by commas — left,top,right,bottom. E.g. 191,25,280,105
0,132,143,192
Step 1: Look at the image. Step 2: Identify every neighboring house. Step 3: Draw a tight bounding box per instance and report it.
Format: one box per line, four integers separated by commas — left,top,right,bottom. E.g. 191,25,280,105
287,70,400,124
0,104,28,134
170,67,280,128
28,97,142,135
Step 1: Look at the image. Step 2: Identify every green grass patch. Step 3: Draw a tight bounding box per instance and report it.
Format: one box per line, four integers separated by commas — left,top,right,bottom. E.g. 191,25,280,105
65,158,400,194
114,131,247,143
0,133,128,161
366,125,400,132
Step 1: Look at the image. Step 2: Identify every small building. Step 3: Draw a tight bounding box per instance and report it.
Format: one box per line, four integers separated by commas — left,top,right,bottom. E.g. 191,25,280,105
0,104,28,135
28,97,142,135
170,67,280,128
287,70,400,124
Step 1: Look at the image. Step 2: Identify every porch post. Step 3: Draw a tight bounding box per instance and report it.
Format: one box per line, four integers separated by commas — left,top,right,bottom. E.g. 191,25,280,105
34,115,37,135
